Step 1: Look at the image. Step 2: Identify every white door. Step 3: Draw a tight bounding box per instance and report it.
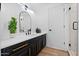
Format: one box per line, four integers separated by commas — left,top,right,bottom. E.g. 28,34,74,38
68,4,78,56
47,4,66,50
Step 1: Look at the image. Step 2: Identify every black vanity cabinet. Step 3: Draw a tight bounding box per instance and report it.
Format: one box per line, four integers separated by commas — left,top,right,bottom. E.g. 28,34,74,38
28,34,46,56
1,41,30,56
1,34,46,56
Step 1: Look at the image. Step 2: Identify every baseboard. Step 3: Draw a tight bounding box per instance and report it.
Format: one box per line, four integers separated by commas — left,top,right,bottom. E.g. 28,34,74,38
68,50,75,56
67,51,70,56
46,46,68,52
67,50,71,56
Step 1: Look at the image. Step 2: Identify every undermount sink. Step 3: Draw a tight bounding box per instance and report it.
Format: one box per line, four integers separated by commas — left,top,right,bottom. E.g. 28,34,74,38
15,32,37,38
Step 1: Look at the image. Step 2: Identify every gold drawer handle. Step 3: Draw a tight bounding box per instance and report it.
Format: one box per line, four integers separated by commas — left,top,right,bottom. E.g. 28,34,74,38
12,44,28,52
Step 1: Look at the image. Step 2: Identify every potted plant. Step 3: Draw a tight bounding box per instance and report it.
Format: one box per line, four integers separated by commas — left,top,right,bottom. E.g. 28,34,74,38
8,17,17,38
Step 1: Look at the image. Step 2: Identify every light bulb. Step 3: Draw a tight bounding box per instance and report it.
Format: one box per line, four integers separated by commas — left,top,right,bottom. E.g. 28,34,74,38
27,9,34,14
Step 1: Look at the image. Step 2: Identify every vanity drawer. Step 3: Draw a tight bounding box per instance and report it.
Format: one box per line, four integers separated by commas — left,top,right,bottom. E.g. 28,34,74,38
1,41,30,56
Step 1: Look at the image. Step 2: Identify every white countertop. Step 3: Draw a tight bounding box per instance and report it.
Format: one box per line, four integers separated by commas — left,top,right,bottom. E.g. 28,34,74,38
0,32,47,49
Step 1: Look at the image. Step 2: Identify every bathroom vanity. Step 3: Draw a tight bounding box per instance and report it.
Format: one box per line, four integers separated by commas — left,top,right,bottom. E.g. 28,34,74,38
1,33,46,56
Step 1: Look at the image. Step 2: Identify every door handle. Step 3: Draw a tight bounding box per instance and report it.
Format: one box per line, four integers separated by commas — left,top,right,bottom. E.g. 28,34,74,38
49,29,52,31
73,21,78,30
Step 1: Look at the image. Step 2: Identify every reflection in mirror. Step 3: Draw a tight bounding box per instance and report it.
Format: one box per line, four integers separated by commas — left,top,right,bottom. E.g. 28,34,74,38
19,11,31,35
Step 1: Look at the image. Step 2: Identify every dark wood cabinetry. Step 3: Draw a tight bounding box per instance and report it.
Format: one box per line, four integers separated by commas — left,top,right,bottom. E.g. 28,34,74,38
28,34,46,56
1,40,30,56
1,34,46,56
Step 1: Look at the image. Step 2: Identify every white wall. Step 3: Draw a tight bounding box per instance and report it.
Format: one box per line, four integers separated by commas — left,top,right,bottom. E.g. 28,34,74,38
31,7,48,33
0,3,22,41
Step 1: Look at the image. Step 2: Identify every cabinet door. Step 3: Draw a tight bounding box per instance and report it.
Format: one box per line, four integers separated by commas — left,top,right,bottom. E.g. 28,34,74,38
39,37,43,51
37,36,43,53
33,37,40,55
28,39,37,56
42,34,46,48
27,34,46,56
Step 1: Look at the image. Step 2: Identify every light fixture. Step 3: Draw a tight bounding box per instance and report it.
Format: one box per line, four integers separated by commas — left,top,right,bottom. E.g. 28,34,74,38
18,3,34,14
27,8,34,14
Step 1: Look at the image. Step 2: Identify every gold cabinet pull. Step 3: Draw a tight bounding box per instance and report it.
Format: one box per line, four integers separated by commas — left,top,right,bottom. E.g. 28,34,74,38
12,44,28,52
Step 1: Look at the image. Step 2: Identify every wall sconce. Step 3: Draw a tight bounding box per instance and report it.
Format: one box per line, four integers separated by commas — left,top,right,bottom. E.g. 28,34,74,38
18,3,34,15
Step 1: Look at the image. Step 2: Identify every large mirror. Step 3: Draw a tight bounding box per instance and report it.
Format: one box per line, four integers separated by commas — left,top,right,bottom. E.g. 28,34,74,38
19,11,31,34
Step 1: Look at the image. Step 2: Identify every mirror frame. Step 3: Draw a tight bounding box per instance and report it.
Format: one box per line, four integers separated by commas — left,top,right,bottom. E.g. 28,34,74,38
19,11,32,33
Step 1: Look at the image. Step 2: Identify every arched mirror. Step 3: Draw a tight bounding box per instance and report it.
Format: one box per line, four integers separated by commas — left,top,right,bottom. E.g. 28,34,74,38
19,11,31,34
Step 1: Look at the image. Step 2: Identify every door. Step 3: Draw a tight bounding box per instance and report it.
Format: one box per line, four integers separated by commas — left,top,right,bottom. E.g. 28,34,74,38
47,4,66,50
68,4,78,56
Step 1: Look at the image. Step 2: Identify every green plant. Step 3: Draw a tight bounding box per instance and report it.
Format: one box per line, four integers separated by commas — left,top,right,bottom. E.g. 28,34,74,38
8,17,17,34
